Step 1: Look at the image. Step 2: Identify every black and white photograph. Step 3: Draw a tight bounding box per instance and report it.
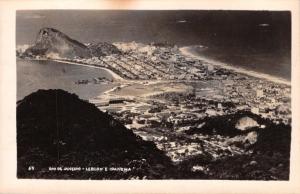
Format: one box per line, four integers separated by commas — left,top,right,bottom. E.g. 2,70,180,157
1,0,300,193
15,9,293,180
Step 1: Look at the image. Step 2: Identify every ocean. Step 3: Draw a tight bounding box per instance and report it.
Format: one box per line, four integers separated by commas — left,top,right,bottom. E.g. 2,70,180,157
17,59,117,101
16,10,291,80
191,45,291,81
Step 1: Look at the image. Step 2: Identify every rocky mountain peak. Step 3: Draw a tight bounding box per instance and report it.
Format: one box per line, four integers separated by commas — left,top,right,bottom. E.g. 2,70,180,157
24,27,121,59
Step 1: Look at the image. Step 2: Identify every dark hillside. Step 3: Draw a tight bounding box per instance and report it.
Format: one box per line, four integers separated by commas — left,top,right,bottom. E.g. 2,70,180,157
183,112,291,180
17,89,173,179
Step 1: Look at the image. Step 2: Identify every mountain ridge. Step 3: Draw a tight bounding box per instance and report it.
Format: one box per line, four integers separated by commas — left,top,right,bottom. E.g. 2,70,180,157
24,27,121,59
17,89,174,179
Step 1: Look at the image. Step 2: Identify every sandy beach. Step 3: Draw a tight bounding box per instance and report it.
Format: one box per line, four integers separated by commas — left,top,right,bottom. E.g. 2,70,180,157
53,59,125,81
180,46,291,86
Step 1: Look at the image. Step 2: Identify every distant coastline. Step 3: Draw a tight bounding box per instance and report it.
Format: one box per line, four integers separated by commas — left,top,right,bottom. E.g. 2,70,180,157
180,46,291,86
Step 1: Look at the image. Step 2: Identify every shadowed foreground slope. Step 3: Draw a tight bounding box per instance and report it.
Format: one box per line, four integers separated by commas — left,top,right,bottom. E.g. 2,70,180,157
17,89,173,179
17,89,291,180
182,112,291,180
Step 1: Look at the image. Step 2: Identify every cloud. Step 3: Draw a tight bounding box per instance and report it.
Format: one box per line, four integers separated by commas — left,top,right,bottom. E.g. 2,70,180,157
258,23,270,27
176,20,187,23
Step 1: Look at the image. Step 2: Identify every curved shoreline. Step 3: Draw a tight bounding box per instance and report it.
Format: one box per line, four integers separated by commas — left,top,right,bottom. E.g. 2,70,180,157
180,46,291,86
52,59,125,81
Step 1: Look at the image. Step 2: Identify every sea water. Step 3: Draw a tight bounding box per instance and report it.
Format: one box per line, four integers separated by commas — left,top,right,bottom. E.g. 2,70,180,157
17,59,117,101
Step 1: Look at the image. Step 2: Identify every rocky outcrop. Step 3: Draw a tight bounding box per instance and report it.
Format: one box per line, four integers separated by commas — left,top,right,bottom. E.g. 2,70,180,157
235,116,259,131
24,28,121,59
88,42,121,57
25,28,91,58
183,111,291,180
186,111,263,136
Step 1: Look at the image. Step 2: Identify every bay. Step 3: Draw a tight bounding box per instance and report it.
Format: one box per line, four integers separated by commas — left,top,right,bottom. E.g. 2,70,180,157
17,59,117,101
